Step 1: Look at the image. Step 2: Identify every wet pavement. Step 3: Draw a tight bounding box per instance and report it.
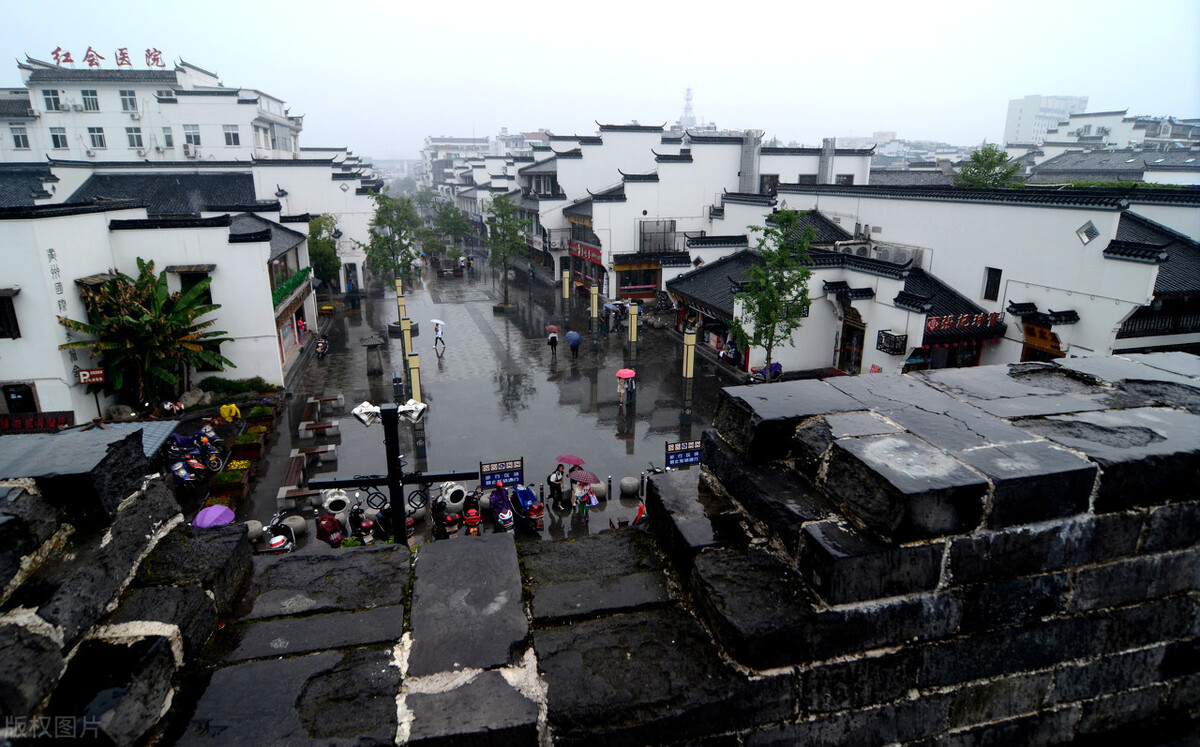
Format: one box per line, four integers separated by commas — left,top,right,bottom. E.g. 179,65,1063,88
241,263,736,545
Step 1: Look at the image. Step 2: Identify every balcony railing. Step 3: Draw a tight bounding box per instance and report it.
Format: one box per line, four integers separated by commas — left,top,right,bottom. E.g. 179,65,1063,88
1117,312,1200,338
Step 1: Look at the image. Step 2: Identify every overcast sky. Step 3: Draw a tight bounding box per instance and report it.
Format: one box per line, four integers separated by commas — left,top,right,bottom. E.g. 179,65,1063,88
5,0,1198,160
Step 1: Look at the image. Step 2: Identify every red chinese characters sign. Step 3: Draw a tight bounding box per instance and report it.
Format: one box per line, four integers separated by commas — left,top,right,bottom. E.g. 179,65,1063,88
925,311,1004,333
0,411,74,435
48,47,166,68
569,240,602,265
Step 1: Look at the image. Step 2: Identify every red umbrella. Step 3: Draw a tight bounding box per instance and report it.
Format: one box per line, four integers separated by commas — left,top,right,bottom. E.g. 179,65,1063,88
545,324,561,334
569,469,600,485
616,368,636,379
556,454,586,466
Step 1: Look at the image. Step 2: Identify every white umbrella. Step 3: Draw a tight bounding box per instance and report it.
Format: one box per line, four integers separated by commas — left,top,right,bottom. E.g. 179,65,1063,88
430,319,446,327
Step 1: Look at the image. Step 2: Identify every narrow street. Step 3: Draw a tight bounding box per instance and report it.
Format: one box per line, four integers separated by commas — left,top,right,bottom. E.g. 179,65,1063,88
242,261,737,545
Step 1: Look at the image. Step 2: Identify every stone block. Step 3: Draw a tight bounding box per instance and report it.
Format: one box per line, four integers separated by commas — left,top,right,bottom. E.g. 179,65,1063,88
923,705,1081,747
702,430,835,555
108,584,217,656
1163,673,1200,718
0,486,59,591
746,695,951,746
1143,501,1200,554
645,470,738,567
947,512,1143,585
0,623,64,717
133,521,251,616
45,635,176,747
797,520,944,604
1053,646,1166,704
955,440,1096,528
827,374,1035,453
1018,407,1200,513
5,479,181,648
534,607,794,746
946,671,1054,728
180,649,399,744
240,543,409,620
228,604,405,661
531,572,669,623
407,670,538,746
799,649,919,714
711,380,862,463
1075,684,1167,736
824,434,987,542
1067,548,1200,612
520,525,662,587
804,590,962,663
34,429,151,525
959,572,1069,633
1102,595,1199,654
919,616,1104,688
793,412,905,480
409,532,526,677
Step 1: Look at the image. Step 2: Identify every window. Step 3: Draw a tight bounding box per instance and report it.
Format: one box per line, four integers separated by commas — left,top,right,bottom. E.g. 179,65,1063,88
0,296,20,339
183,124,201,146
155,89,174,99
797,174,818,185
2,384,35,413
759,174,779,195
835,174,855,185
161,127,173,148
254,125,269,148
119,90,137,112
983,267,1002,301
639,219,677,253
87,127,106,148
126,127,143,148
179,272,213,306
223,124,240,146
81,89,99,111
42,89,61,111
1076,221,1100,245
50,127,67,149
10,126,29,149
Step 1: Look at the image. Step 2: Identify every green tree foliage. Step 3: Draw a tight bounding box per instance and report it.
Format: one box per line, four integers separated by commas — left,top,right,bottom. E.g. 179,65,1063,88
955,143,1022,189
728,210,815,374
486,194,530,306
57,258,234,406
358,190,420,282
308,213,341,289
416,226,445,259
392,176,418,195
435,202,473,248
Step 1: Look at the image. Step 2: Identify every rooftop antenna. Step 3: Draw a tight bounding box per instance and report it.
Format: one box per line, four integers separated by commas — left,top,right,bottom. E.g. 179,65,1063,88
679,87,696,130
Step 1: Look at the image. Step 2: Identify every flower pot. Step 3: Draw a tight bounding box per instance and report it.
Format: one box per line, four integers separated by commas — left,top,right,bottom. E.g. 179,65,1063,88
231,436,265,460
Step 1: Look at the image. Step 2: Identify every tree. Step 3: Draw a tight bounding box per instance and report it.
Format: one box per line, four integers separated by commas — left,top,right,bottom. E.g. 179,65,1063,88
435,202,473,249
57,258,234,406
358,190,420,282
728,210,815,375
955,143,1022,189
392,176,418,195
486,194,530,307
416,226,445,260
308,213,341,290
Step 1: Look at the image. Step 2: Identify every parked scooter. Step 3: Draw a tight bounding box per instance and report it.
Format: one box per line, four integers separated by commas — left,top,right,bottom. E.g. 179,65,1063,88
166,432,223,472
316,336,329,360
489,482,515,533
462,488,484,536
348,496,376,545
430,496,462,540
511,484,544,530
256,511,297,554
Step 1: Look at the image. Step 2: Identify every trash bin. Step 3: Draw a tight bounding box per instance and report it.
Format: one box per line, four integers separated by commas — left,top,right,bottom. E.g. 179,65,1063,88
393,372,404,399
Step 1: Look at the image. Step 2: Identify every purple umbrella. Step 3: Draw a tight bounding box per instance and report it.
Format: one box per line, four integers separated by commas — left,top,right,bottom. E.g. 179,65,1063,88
193,504,235,527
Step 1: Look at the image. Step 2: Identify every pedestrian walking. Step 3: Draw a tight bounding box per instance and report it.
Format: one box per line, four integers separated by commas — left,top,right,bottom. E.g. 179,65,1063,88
548,331,559,358
296,317,306,344
577,482,596,523
547,464,566,510
570,338,580,358
434,322,445,350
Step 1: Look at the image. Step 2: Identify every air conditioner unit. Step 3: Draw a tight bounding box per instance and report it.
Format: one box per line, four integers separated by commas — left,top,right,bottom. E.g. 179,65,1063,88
154,145,164,153
136,148,147,157
26,108,38,118
71,104,84,112
182,143,196,157
85,149,96,157
129,112,140,120
57,105,69,112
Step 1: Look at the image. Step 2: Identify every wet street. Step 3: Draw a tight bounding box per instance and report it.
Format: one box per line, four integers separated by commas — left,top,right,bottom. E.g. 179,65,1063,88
243,263,735,544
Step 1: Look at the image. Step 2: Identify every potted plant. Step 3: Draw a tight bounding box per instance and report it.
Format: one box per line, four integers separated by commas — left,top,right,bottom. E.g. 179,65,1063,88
209,469,248,505
245,405,276,429
231,432,265,460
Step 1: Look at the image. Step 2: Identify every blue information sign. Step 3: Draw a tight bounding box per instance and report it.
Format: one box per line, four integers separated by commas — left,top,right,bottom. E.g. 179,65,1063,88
479,458,524,488
665,440,702,468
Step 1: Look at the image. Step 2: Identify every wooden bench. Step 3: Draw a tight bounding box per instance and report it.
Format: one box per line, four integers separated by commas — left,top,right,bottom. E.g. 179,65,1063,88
291,444,338,466
279,454,306,491
296,399,341,440
307,394,345,415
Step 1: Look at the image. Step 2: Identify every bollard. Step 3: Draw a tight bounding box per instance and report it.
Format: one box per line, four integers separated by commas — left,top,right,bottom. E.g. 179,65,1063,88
607,475,612,501
539,483,545,501
640,471,646,497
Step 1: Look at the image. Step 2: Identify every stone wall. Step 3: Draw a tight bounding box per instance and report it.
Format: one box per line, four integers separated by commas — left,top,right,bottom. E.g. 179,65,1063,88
650,354,1200,743
0,433,251,745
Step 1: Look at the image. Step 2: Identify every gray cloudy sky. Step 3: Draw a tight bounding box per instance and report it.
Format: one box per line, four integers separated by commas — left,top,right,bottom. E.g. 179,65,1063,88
6,0,1198,159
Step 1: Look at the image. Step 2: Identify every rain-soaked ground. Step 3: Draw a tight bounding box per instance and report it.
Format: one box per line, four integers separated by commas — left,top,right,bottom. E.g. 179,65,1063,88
241,261,738,546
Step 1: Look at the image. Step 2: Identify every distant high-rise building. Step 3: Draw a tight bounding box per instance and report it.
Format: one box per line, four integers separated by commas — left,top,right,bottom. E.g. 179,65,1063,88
1004,95,1089,145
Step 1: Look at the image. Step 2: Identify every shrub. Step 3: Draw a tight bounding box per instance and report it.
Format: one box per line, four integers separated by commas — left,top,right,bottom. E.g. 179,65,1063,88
213,470,246,485
247,405,274,418
342,536,363,548
234,433,262,445
247,425,268,435
197,376,276,395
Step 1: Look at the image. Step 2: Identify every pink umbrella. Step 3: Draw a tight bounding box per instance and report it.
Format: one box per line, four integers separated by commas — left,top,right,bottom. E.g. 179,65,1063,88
568,469,601,485
556,454,586,466
193,504,235,527
616,368,636,379
546,324,561,334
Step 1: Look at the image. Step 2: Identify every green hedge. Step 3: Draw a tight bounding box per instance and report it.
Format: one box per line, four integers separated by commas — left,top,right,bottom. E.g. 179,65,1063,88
272,267,312,307
197,376,275,395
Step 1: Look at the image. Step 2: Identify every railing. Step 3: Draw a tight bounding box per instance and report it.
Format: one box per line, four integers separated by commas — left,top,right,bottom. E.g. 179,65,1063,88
272,267,312,308
1116,312,1200,338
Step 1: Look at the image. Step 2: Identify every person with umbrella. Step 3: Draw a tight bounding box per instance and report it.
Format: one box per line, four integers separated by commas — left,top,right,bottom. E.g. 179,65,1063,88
565,330,582,358
547,463,566,510
432,320,446,350
546,324,559,358
616,368,636,408
569,469,600,523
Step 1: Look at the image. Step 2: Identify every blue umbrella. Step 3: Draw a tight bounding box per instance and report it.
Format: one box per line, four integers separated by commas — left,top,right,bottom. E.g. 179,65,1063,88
565,331,582,346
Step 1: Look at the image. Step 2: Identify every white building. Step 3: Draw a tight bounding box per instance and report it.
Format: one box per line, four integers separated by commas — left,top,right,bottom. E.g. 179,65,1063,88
1003,94,1089,146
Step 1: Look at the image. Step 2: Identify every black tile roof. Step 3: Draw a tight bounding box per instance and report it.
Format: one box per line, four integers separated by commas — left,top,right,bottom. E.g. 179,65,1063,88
868,170,958,187
598,123,665,133
721,192,776,207
67,172,260,216
785,211,853,244
554,149,582,159
1113,212,1200,296
620,171,658,182
686,235,748,249
578,136,603,146
762,146,876,156
0,94,31,118
667,250,761,318
686,133,745,144
26,68,178,83
654,150,693,163
661,136,684,145
776,183,1130,209
589,184,626,202
230,213,305,260
0,164,55,208
906,269,1006,341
